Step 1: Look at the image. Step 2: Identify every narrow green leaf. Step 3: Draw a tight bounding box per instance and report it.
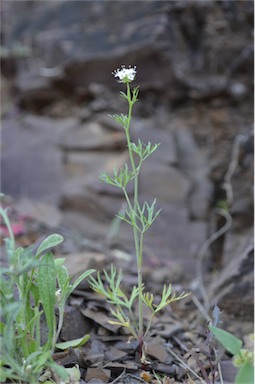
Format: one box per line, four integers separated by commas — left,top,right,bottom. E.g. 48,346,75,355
56,334,90,350
36,234,64,257
54,258,66,267
0,353,22,379
2,301,22,354
0,322,5,335
57,265,70,292
14,246,25,261
209,325,242,355
0,370,7,383
38,252,56,346
235,362,254,384
67,269,95,296
26,350,52,372
30,282,40,306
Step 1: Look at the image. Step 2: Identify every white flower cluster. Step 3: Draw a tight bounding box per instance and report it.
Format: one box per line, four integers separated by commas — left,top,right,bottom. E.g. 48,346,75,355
112,65,137,83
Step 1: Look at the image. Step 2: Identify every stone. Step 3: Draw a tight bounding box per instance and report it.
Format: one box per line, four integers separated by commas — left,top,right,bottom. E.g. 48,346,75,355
175,127,212,219
1,114,77,202
140,159,191,205
208,239,254,321
229,135,254,229
86,368,111,383
60,305,92,342
15,68,52,93
60,179,124,222
227,80,248,101
131,117,178,165
58,121,126,155
220,361,238,384
150,264,183,284
7,0,174,102
174,73,228,100
18,88,61,113
15,198,62,228
63,251,106,279
59,210,110,244
142,203,206,271
4,0,253,116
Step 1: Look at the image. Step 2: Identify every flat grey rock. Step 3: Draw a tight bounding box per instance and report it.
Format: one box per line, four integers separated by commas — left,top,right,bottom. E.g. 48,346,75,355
1,114,77,202
59,122,126,152
175,127,213,219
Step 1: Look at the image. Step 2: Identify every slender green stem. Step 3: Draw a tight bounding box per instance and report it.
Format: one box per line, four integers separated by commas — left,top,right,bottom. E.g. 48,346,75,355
20,328,29,358
137,232,144,337
139,232,144,267
126,84,139,209
144,312,155,338
125,83,144,338
35,307,41,348
116,303,138,339
128,323,139,340
137,267,143,337
55,307,64,347
122,188,133,212
0,206,15,258
0,207,17,295
128,307,139,335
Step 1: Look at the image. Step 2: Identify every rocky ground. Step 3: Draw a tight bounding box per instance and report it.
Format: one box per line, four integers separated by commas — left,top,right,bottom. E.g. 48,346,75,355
0,1,254,383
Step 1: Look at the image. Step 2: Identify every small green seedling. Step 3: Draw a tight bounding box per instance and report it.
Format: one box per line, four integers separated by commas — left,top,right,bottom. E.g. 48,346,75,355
209,325,254,384
89,66,189,350
0,198,94,383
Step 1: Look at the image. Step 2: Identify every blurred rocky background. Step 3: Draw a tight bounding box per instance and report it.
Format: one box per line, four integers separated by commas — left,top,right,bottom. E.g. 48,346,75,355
1,0,254,329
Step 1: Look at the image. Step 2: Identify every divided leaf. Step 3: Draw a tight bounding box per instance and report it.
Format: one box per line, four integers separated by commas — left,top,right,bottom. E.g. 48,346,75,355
130,139,160,163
